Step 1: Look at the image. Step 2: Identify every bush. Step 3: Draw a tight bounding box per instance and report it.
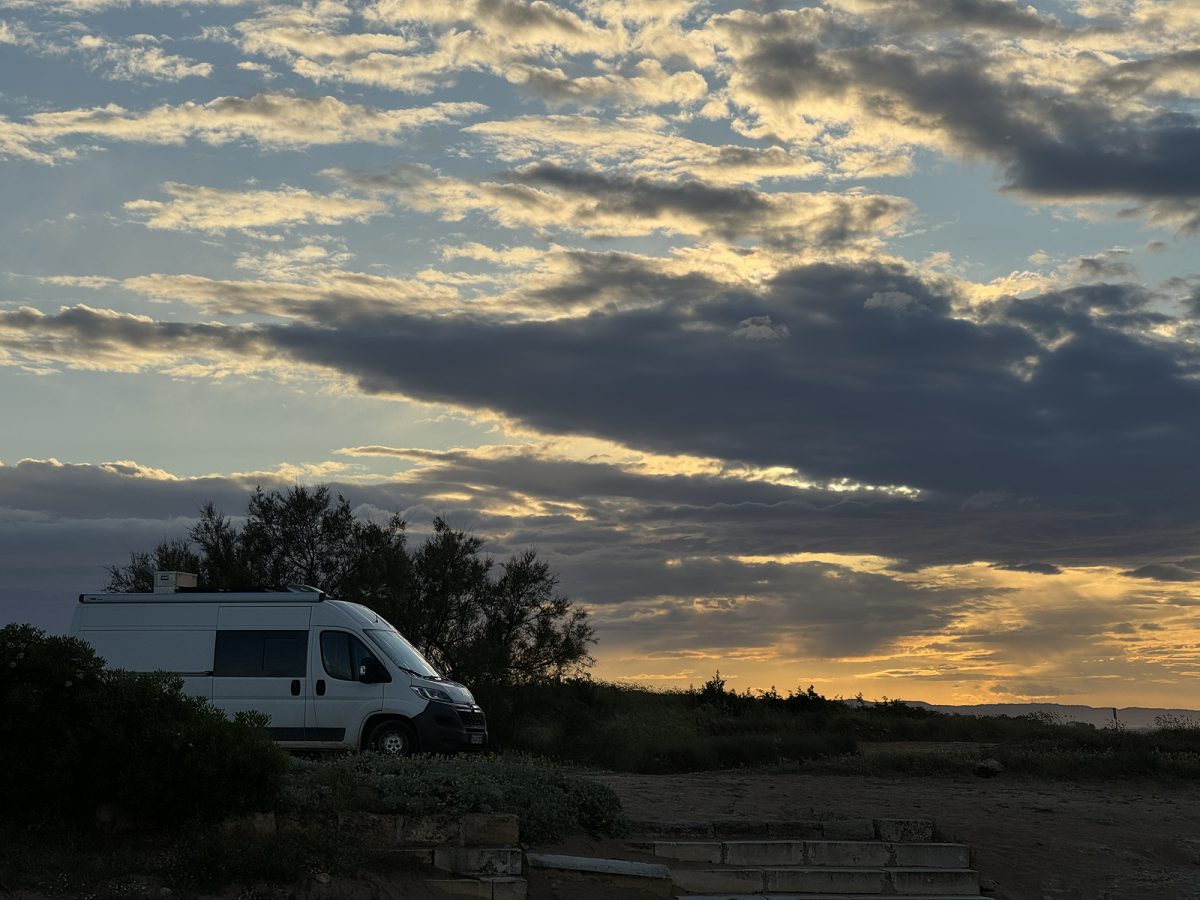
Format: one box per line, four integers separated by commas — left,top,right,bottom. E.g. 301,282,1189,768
283,753,628,843
471,678,858,772
0,624,288,830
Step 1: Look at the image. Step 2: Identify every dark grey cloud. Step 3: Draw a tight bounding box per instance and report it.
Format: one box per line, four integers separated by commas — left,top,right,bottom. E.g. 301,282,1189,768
835,0,1064,36
512,163,772,239
591,557,983,658
1071,251,1136,281
1124,563,1200,583
992,562,1063,576
526,249,731,310
725,14,1200,204
252,262,1197,501
329,162,910,246
11,258,1200,571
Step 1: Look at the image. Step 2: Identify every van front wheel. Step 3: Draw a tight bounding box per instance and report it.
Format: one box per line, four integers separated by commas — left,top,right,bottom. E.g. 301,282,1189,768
368,720,418,756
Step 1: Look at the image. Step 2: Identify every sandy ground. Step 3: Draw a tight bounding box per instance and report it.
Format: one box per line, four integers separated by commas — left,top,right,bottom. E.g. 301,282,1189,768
564,764,1200,900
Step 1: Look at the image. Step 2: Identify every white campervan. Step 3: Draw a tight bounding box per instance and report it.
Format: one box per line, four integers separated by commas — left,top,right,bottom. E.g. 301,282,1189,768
68,571,487,754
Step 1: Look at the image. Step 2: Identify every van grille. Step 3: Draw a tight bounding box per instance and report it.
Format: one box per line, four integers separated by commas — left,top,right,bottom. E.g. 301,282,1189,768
458,710,486,730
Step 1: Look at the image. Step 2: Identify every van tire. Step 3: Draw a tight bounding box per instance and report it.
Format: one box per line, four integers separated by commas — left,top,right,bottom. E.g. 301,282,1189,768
368,719,418,756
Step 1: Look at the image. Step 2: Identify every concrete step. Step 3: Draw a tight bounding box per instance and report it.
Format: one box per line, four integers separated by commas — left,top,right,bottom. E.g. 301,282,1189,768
672,866,979,896
426,876,527,899
676,895,983,900
631,819,935,843
647,840,969,869
527,852,674,899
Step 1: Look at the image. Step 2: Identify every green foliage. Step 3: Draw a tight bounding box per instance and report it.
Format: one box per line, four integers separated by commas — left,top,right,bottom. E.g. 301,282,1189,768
106,486,595,685
282,753,628,843
470,674,1200,779
471,677,857,773
0,624,287,831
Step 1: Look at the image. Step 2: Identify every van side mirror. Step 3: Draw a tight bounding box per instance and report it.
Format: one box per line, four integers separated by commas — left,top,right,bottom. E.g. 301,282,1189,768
359,658,390,684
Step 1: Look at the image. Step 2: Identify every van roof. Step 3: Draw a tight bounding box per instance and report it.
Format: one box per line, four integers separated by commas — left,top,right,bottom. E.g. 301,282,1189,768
79,588,325,604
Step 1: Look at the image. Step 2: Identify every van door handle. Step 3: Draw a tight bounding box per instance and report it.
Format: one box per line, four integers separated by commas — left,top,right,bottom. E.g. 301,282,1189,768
290,679,301,696
316,679,326,696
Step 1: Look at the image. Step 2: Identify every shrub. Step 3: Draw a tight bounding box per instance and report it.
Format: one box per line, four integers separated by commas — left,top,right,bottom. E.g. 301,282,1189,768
283,753,628,843
0,624,288,830
471,678,858,772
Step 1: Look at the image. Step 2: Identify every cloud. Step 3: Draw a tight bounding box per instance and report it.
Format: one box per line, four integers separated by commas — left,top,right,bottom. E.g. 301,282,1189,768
506,59,709,108
119,271,461,322
826,0,1064,36
0,93,486,163
328,162,912,246
12,258,1200,559
712,6,1200,205
1068,249,1137,281
124,182,389,233
0,304,269,374
730,315,788,341
1124,563,1200,582
0,18,34,45
2,0,251,10
76,33,213,80
233,0,622,95
465,114,824,184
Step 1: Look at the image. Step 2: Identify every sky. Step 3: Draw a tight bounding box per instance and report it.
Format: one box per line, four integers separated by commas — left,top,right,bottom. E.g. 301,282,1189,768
3,0,1200,708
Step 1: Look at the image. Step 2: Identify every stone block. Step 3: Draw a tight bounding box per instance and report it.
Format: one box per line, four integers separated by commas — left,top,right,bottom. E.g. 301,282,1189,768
805,840,890,867
722,840,804,866
631,819,714,838
460,813,520,847
712,819,770,837
889,867,979,895
388,848,435,866
652,841,722,863
891,842,970,868
426,879,493,898
400,814,460,846
767,819,824,838
434,847,523,877
875,817,935,842
671,868,766,894
486,877,528,900
821,817,876,840
766,866,886,894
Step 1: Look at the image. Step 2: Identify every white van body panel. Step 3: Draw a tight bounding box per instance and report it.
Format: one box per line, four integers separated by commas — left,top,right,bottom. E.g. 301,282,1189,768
68,590,487,752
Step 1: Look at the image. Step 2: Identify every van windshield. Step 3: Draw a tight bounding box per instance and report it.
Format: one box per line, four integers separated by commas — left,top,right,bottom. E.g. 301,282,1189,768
364,629,441,679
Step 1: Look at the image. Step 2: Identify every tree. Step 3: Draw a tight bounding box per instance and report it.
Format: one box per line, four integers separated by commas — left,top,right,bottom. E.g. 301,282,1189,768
106,486,594,685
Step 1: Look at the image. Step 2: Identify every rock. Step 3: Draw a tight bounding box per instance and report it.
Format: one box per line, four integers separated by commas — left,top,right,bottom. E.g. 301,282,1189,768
158,889,173,898
314,872,332,885
975,758,1004,778
980,877,999,892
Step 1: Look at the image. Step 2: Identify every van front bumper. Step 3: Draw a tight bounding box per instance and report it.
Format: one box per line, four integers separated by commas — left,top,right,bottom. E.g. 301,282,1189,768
413,701,488,752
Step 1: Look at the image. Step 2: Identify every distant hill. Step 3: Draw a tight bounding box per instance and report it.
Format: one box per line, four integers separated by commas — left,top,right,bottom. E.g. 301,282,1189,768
902,701,1200,730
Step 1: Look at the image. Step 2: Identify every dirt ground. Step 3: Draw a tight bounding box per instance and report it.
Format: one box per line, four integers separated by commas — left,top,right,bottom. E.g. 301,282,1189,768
563,760,1200,900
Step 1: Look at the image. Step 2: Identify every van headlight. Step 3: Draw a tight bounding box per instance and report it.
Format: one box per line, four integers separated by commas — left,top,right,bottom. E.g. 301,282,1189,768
412,685,453,702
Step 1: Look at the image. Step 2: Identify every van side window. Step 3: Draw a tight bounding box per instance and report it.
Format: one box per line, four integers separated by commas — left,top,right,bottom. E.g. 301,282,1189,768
320,631,379,681
214,630,308,677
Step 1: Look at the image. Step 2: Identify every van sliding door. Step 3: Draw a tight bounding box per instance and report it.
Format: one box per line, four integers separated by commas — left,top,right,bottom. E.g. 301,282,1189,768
211,606,313,741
